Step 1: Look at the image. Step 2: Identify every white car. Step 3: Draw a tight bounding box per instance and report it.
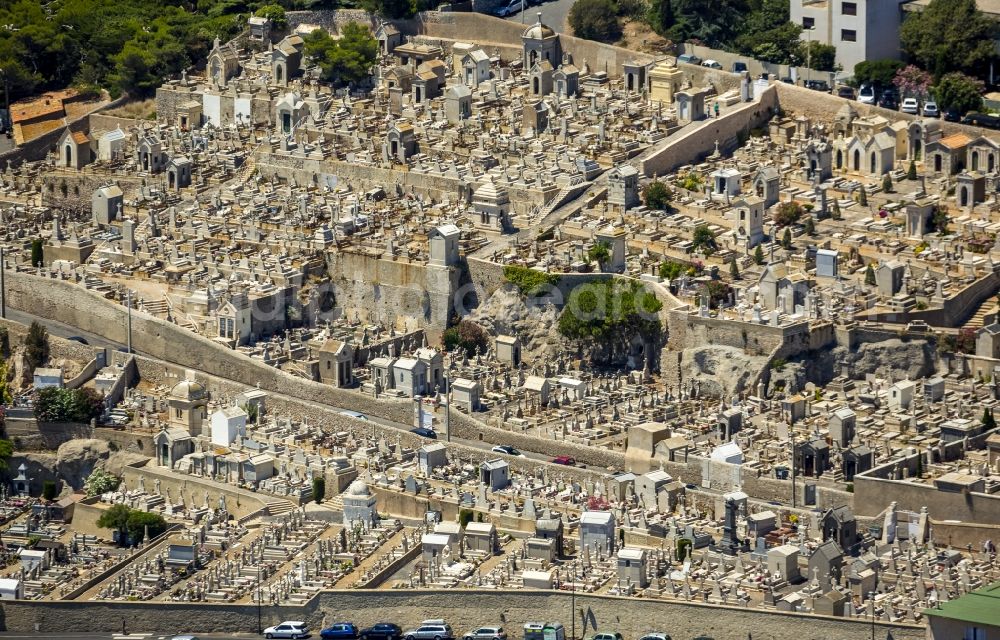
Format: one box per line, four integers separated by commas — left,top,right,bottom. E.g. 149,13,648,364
901,97,920,115
701,59,722,69
858,85,876,105
923,100,940,117
265,621,310,639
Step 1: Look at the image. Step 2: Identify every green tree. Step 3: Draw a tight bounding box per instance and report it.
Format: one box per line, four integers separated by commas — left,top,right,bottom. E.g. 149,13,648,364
254,4,288,30
642,180,673,210
798,41,838,72
97,503,132,546
882,173,893,194
729,257,740,279
857,186,868,207
907,160,918,181
931,205,950,234
774,201,803,227
0,363,13,406
30,238,43,267
312,476,326,504
587,241,612,269
803,215,815,235
659,260,687,280
900,0,997,79
442,320,488,357
24,321,48,370
358,0,416,20
691,225,717,254
853,59,906,91
0,326,9,359
304,24,377,86
934,72,985,115
0,439,12,471
781,227,792,249
42,480,57,502
753,244,765,265
831,199,842,220
647,0,675,35
126,510,167,541
569,0,622,43
733,0,802,64
864,263,876,286
983,407,997,431
34,387,103,423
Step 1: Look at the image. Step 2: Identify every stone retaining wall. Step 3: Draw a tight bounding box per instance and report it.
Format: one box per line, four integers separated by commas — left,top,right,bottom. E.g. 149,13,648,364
0,588,924,639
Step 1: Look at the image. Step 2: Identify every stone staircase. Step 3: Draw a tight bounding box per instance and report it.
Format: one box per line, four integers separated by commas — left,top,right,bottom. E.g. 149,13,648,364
324,494,345,512
140,297,169,317
963,298,998,330
264,498,296,516
539,180,591,217
234,154,257,183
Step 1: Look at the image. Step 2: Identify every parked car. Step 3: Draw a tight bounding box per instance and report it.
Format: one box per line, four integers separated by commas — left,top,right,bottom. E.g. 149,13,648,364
322,624,360,640
836,85,856,100
638,634,672,640
551,455,576,465
878,90,899,110
677,53,701,65
963,112,1000,129
403,622,453,640
412,427,437,438
338,410,368,421
463,627,507,640
588,633,623,640
492,0,521,16
491,445,525,457
360,623,403,640
922,100,940,117
701,59,722,69
805,79,831,92
857,84,876,105
900,97,920,114
731,61,748,73
943,106,962,122
264,621,309,639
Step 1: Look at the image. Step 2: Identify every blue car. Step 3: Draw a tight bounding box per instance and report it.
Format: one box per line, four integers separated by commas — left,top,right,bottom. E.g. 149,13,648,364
412,427,437,438
322,624,360,640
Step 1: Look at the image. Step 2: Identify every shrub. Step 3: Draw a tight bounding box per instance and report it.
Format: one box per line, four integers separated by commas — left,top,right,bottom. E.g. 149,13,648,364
85,469,121,497
568,0,622,42
24,321,49,370
502,265,559,296
642,180,673,210
42,480,58,502
442,320,489,357
312,476,326,504
774,202,804,227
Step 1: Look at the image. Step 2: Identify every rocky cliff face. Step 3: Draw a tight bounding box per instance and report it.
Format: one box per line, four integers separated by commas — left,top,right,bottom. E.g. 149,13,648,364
468,285,563,361
10,439,145,495
675,345,772,398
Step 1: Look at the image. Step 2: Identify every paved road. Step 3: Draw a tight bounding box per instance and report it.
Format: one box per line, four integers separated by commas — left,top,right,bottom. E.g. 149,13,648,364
0,635,259,640
4,308,128,352
2,307,566,469
504,0,575,34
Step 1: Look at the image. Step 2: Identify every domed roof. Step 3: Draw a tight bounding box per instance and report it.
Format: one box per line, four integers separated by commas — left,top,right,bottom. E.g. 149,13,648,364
168,379,207,402
523,13,556,40
346,479,371,497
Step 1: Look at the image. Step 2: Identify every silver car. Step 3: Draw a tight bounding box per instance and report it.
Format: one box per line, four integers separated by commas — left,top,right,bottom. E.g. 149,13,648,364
404,625,453,640
265,621,310,639
464,627,507,640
